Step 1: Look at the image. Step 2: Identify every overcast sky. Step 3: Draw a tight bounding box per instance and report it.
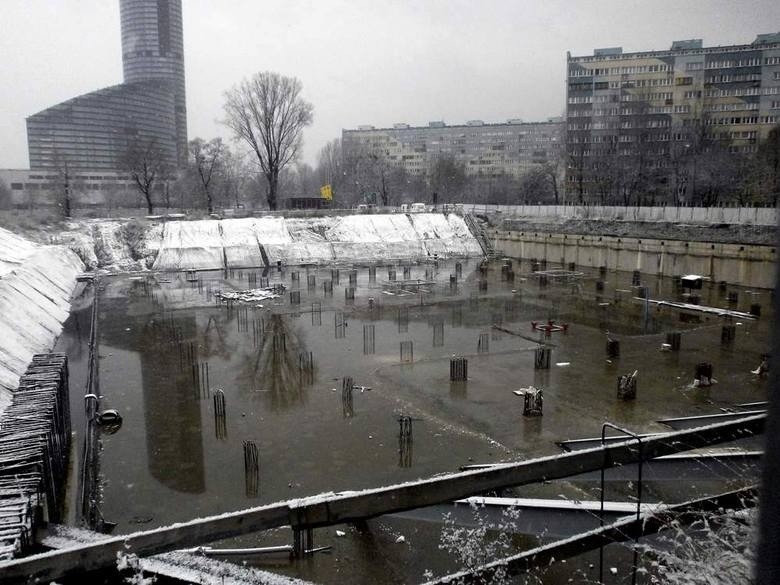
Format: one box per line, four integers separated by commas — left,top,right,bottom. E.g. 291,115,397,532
1,0,778,169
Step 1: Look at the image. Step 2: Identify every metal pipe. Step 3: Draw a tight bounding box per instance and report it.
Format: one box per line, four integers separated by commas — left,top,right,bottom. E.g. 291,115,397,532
600,422,642,585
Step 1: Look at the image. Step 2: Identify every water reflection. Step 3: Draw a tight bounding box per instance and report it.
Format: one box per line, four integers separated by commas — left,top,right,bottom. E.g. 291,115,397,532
141,314,205,494
234,313,310,411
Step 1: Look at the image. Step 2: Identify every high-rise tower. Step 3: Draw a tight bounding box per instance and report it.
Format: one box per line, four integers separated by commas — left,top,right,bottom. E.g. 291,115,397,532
25,0,188,172
120,0,188,166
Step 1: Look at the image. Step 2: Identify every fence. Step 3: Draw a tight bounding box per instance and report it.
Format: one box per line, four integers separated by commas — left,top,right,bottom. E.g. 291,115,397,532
461,203,778,226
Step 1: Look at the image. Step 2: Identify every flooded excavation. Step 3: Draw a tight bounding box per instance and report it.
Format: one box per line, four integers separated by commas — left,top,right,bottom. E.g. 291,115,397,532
53,250,770,584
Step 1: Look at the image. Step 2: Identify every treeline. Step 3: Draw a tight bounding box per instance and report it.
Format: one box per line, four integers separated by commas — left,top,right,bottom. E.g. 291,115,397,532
568,124,780,207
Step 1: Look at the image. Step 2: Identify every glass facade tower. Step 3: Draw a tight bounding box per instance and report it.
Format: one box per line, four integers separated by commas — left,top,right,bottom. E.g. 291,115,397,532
26,0,187,172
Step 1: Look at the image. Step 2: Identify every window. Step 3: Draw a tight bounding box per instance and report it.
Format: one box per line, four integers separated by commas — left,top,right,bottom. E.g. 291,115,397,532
676,77,693,86
10,183,23,190
686,62,704,71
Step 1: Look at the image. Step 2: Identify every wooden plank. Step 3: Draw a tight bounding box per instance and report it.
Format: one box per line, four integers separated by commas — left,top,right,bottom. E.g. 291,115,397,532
640,297,756,320
41,525,314,585
557,432,660,451
736,401,767,409
0,414,764,585
423,485,757,584
658,410,765,430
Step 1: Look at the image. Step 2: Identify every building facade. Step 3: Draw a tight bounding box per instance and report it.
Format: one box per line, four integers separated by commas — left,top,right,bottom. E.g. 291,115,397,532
25,0,187,174
342,118,563,180
566,34,780,201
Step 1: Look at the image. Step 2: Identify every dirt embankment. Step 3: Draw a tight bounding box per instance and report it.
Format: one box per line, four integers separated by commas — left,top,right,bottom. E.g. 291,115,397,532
490,217,777,246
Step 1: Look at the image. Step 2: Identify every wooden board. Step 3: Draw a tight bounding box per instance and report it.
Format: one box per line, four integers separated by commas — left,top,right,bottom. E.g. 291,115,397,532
0,414,765,584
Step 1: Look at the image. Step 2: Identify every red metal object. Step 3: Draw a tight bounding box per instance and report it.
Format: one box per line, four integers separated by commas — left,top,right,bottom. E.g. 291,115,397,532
531,320,569,335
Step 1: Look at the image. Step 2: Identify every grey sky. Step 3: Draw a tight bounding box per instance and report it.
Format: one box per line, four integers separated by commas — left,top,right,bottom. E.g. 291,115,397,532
1,0,778,169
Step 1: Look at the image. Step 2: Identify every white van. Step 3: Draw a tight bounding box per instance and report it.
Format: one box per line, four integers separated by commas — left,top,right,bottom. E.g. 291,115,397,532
410,202,426,213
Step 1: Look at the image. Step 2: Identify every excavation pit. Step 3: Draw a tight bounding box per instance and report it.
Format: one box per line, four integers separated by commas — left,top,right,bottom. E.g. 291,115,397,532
51,257,771,584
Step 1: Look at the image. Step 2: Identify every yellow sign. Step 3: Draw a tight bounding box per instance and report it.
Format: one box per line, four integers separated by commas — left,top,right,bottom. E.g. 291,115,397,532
320,184,333,200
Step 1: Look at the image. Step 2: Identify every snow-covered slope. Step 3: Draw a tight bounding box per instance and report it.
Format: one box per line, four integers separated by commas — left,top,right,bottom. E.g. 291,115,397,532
0,227,40,277
153,213,481,270
0,227,84,414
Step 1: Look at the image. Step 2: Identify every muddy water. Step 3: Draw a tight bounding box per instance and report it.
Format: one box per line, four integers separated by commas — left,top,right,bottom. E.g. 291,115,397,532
57,259,770,584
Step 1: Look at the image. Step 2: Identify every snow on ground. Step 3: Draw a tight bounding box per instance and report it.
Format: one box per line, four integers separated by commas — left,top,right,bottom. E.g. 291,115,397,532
220,217,265,268
60,229,99,270
0,227,84,415
92,221,148,272
154,219,225,271
51,213,481,273
0,226,40,277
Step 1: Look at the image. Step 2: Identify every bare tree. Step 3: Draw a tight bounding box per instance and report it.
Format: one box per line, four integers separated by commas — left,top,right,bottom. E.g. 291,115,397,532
189,137,226,214
343,148,395,206
428,155,467,203
121,138,170,214
223,72,314,210
756,124,780,206
50,148,82,218
316,138,343,204
224,150,256,209
294,162,316,197
517,167,551,203
0,179,11,210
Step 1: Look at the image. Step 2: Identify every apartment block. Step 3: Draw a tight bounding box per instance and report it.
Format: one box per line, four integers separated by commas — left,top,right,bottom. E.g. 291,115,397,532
566,34,780,198
342,118,564,180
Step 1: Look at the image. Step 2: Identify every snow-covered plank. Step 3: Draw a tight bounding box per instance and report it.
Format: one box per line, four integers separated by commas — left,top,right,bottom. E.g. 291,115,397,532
42,525,313,585
641,297,756,320
658,409,766,430
0,414,764,584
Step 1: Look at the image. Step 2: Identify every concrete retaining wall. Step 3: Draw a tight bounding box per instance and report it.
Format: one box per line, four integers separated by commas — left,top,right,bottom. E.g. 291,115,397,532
465,204,778,226
491,228,776,289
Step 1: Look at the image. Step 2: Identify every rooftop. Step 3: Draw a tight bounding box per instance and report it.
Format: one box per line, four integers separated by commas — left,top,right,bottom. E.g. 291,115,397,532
569,33,780,62
344,117,563,133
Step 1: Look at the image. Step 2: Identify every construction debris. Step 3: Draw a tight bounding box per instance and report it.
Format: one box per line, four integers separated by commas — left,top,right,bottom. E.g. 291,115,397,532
214,286,285,304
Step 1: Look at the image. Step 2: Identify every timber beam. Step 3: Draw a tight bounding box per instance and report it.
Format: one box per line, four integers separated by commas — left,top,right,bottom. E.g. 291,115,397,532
0,414,764,584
